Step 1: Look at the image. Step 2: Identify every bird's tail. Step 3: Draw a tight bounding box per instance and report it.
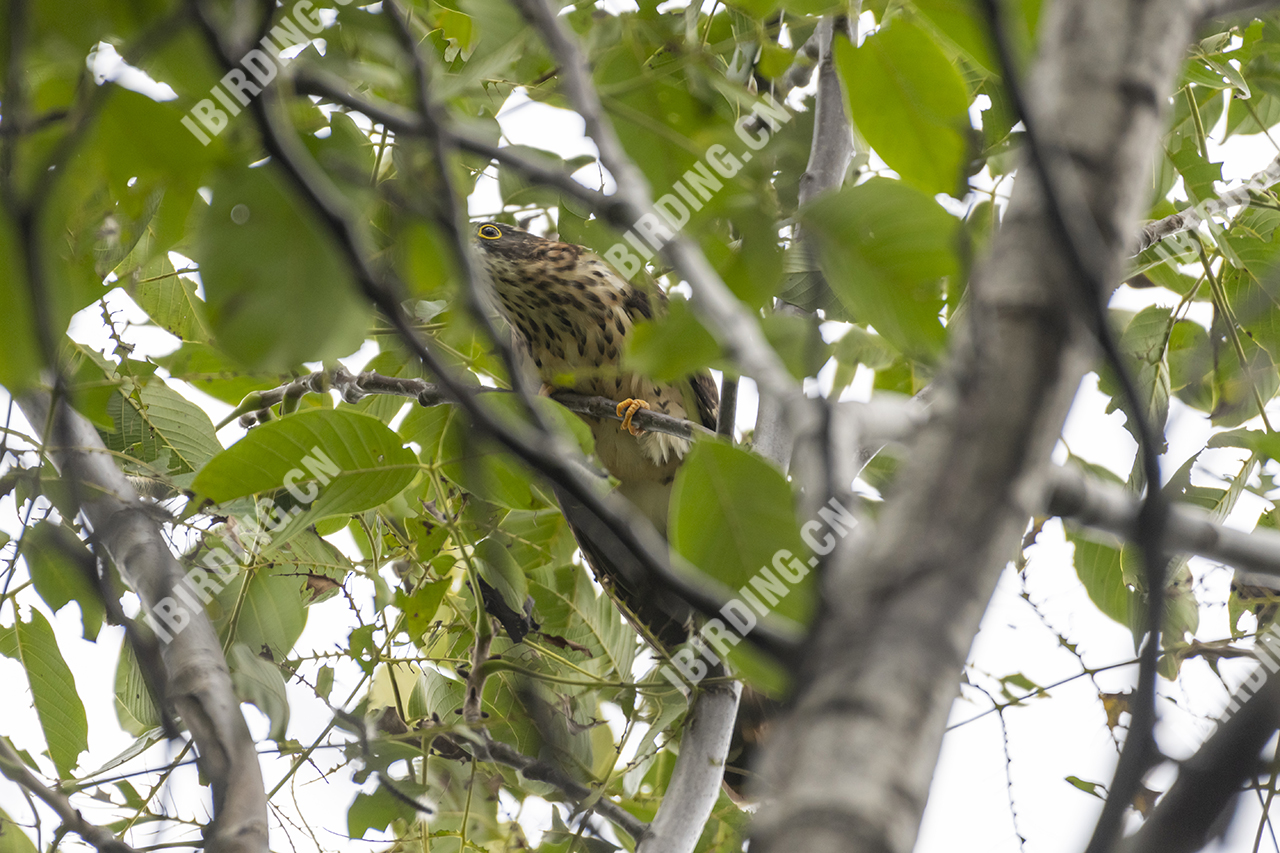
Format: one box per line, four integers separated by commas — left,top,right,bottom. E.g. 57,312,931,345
551,482,693,650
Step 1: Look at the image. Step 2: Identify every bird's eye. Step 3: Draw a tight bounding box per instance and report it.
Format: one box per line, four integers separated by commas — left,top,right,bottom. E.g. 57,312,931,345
478,224,502,240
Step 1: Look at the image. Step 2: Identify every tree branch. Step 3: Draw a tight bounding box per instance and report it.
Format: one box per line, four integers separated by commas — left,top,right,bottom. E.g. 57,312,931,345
0,738,137,853
477,735,649,842
1047,465,1280,582
16,392,268,853
977,2,1174,848
636,678,742,853
1127,665,1280,853
1136,153,1280,254
225,368,717,443
750,0,1203,849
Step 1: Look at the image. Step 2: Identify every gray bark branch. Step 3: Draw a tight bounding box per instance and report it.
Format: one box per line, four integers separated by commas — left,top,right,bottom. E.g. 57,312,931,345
1048,465,1280,582
0,737,138,853
16,393,268,853
636,679,743,853
750,1,1203,850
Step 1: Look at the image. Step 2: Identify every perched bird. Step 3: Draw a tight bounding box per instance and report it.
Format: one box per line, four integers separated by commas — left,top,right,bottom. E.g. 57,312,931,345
472,221,718,647
473,221,773,794
473,222,718,527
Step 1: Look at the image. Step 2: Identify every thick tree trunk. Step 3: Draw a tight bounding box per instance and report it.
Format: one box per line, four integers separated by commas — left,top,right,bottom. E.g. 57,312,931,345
750,2,1203,850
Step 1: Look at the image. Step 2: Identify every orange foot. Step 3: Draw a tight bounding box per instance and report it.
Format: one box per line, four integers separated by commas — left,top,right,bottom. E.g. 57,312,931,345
615,398,650,436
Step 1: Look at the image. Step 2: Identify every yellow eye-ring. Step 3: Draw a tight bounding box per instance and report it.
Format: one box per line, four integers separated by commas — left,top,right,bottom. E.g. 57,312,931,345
478,224,502,240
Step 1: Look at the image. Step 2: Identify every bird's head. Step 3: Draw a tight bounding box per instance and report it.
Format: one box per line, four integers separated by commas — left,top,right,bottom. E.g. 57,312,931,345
473,222,547,260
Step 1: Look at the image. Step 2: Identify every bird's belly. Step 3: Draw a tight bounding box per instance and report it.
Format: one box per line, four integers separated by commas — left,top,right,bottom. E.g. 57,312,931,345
566,373,692,479
592,420,684,483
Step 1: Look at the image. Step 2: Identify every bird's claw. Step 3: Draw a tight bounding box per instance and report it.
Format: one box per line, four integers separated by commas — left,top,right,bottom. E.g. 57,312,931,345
616,398,650,436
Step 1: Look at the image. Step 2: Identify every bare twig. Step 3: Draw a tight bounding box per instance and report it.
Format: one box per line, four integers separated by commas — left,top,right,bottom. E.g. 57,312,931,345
1136,153,1280,253
771,27,825,105
225,367,717,441
716,376,738,437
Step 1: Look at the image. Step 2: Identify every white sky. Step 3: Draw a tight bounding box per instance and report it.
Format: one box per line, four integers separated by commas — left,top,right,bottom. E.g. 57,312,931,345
6,18,1280,853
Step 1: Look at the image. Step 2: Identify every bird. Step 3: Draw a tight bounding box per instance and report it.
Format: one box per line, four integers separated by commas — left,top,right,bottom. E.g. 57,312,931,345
472,221,772,794
472,221,718,643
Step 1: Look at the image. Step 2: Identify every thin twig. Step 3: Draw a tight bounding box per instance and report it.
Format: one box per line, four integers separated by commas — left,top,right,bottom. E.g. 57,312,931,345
292,68,621,218
224,367,718,441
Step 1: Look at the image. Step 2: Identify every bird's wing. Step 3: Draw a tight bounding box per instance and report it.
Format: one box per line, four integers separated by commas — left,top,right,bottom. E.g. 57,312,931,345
686,371,720,431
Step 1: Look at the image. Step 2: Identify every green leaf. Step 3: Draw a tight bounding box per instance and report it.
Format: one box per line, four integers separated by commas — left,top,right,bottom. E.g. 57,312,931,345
348,788,412,839
156,342,286,405
833,325,900,372
0,807,38,853
1065,776,1106,798
1098,307,1172,450
1208,315,1278,428
395,580,450,647
1168,138,1222,204
191,410,419,548
496,145,577,207
912,0,997,73
759,313,832,380
802,179,957,360
671,443,807,599
206,529,345,658
670,443,813,691
228,644,290,741
624,298,723,382
316,664,334,701
473,537,529,614
1214,428,1280,462
125,262,210,343
0,217,44,391
21,521,105,641
529,565,636,680
5,611,88,776
1068,530,1140,640
114,643,161,738
191,165,371,370
1167,319,1213,411
835,21,971,195
99,379,223,480
424,395,587,511
440,420,551,510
